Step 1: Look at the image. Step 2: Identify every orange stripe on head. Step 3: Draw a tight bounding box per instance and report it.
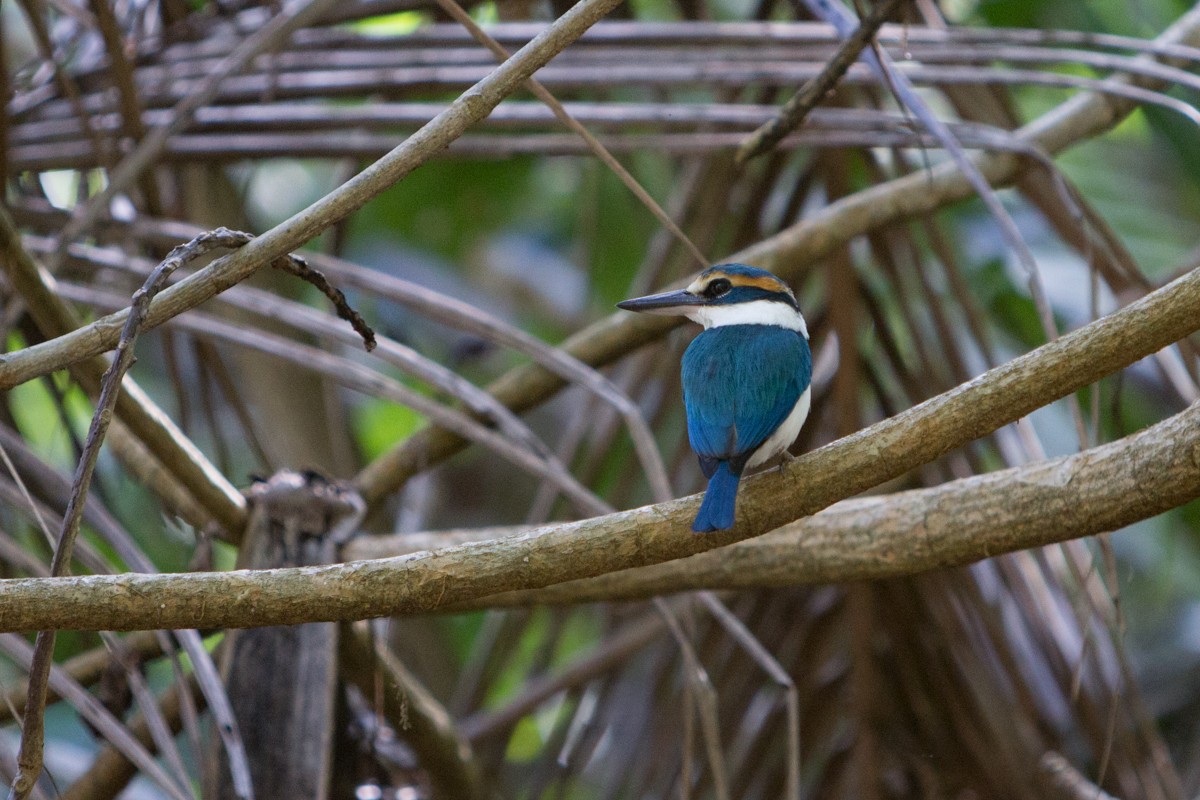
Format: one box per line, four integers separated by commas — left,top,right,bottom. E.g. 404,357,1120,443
731,273,790,293
691,264,796,301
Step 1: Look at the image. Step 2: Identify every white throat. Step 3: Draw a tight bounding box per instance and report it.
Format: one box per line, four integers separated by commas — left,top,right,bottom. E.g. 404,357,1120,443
685,299,809,336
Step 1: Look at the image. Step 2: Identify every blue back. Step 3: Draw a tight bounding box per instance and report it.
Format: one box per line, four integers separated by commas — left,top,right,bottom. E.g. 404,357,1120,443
681,325,812,476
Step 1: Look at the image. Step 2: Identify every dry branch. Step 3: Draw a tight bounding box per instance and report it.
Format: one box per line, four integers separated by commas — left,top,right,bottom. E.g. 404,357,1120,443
0,632,161,724
737,0,908,162
0,0,625,393
8,225,237,800
0,204,246,533
442,397,1200,607
355,3,1200,504
60,677,204,800
1,263,1198,633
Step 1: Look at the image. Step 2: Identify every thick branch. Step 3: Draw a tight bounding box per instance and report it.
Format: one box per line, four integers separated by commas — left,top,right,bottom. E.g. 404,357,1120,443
0,265,1198,633
439,399,1200,608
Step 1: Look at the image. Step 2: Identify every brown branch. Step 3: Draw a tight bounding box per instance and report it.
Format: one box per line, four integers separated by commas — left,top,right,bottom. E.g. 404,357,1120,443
9,228,230,800
432,0,708,270
60,676,204,800
86,0,163,213
1,263,1198,633
736,0,908,163
0,206,247,532
50,0,346,261
0,631,162,725
353,2,1200,506
268,255,376,351
0,0,625,390
11,0,109,167
443,397,1200,608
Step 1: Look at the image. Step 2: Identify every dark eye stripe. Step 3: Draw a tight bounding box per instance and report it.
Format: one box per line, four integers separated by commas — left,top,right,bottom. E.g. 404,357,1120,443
705,278,732,297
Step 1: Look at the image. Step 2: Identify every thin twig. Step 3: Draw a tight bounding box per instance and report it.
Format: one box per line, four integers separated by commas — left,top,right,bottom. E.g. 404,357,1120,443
697,592,800,800
11,0,109,167
433,0,708,269
59,675,204,800
86,0,163,213
654,598,730,800
0,205,247,532
6,228,266,800
49,0,344,266
269,255,377,351
56,280,610,517
737,0,907,163
0,633,162,726
0,0,627,391
1,634,192,800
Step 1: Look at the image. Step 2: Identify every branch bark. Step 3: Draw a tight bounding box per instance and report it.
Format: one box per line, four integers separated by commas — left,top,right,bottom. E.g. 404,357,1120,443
435,397,1200,608
1,264,1198,633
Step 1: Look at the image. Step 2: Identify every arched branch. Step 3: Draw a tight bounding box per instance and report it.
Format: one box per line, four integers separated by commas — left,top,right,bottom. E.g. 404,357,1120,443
1,263,1198,633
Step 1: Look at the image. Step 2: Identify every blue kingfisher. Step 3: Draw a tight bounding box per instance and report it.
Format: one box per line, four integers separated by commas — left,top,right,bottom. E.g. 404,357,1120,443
618,264,813,532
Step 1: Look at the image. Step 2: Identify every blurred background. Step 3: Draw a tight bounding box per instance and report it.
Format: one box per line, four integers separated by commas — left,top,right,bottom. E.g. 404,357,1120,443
2,0,1200,796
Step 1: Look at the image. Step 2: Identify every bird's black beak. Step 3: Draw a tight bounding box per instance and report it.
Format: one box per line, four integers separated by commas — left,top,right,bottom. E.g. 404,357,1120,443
617,288,704,314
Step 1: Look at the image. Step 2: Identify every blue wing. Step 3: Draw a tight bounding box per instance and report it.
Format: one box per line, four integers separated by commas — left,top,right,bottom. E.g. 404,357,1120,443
681,325,812,475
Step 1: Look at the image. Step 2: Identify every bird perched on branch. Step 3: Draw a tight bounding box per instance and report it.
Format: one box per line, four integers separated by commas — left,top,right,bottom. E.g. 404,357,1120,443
618,264,812,532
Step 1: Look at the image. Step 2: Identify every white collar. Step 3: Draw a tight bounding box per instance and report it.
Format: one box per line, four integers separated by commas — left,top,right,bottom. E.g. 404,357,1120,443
685,299,809,337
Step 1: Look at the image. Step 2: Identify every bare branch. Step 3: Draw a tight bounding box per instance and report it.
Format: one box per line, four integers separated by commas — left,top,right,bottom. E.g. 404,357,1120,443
49,0,345,261
0,0,626,390
432,0,707,270
9,227,241,800
0,206,247,532
1,263,1198,633
59,676,202,800
0,632,162,725
737,0,908,163
354,2,1200,505
457,398,1199,607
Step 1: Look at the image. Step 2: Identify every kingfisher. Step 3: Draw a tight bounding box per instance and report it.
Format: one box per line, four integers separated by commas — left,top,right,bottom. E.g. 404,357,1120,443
618,264,812,532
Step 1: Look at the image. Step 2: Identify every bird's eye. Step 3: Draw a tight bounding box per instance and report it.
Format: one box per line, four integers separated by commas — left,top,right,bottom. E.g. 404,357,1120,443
705,278,732,297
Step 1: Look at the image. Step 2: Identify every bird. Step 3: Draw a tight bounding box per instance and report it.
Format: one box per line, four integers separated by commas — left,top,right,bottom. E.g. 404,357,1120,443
618,264,812,532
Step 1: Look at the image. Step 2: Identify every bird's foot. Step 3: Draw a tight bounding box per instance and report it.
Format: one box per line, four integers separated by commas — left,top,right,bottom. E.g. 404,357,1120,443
776,450,795,474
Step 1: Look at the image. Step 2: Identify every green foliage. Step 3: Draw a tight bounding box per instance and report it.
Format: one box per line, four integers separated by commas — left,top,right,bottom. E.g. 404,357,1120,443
353,399,427,461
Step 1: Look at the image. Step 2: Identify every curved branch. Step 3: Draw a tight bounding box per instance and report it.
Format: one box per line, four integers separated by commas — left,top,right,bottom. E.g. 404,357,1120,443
0,0,625,393
353,3,1200,504
1,265,1198,633
443,398,1200,608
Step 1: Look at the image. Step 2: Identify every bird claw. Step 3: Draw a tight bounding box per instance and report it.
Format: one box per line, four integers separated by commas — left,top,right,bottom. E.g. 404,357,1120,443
777,450,795,474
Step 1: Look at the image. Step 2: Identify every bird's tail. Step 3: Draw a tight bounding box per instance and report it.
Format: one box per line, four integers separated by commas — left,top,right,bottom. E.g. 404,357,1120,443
693,462,741,533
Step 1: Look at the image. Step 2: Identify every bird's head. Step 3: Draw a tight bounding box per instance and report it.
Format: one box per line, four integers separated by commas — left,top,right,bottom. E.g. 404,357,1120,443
617,264,807,335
